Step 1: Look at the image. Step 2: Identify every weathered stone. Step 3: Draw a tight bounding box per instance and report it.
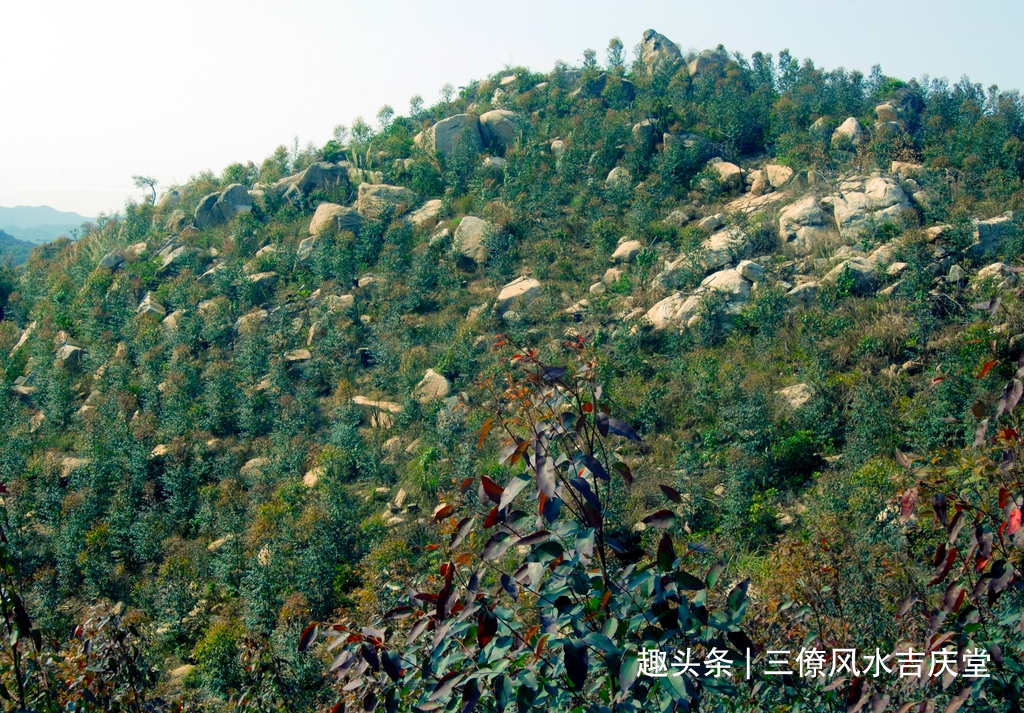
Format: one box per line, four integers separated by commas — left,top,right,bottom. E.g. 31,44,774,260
482,156,507,172
137,293,166,317
297,236,316,262
891,161,924,178
832,117,865,147
356,183,418,220
645,292,701,331
606,166,631,187
946,264,966,283
776,383,814,410
824,258,877,292
687,49,727,77
571,73,636,102
240,457,270,477
234,309,268,334
496,276,542,313
164,209,188,233
194,184,252,229
698,213,724,232
975,262,1019,290
612,239,643,264
831,177,910,239
479,110,521,150
972,212,1015,255
98,251,124,270
786,282,819,307
603,267,624,285
703,229,750,270
700,268,752,302
285,348,311,362
765,164,794,189
663,208,694,227
126,242,148,259
60,456,90,479
778,196,829,251
737,260,765,283
415,114,483,158
632,118,658,147
406,199,443,229
247,271,279,288
413,368,452,404
309,202,363,235
876,103,899,123
709,160,742,189
640,29,682,74
162,310,186,331
55,344,82,368
352,396,402,428
550,139,566,156
453,216,493,265
271,161,348,200
589,282,606,294
159,245,197,272
303,467,323,487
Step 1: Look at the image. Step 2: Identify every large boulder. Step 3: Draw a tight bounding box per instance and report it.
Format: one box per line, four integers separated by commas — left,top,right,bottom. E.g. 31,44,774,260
776,383,814,410
640,29,682,74
356,183,418,219
137,293,166,317
703,229,751,270
271,161,348,201
611,239,643,264
406,199,443,229
831,117,865,147
708,160,742,189
824,257,878,293
413,369,452,404
972,212,1015,256
309,203,363,235
479,110,521,150
415,114,483,158
687,49,728,77
606,166,631,187
452,216,493,265
194,183,253,229
570,73,636,103
645,268,752,331
765,164,794,189
831,176,910,240
779,196,830,252
496,276,542,314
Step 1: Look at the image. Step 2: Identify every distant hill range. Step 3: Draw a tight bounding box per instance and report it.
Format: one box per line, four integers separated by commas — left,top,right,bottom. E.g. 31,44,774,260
0,229,35,266
0,205,94,244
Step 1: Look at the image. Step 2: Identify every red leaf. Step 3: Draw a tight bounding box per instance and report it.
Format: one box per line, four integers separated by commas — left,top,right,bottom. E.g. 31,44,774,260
977,360,998,379
929,547,958,586
612,462,633,485
459,477,473,494
476,418,493,451
433,503,455,521
899,488,918,523
999,487,1011,508
659,484,682,503
1007,508,1021,536
483,506,499,529
298,624,318,652
582,402,593,413
480,476,504,503
642,509,677,529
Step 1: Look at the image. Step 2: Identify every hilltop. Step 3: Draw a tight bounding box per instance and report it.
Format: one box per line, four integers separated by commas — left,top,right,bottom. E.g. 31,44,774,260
0,29,1022,712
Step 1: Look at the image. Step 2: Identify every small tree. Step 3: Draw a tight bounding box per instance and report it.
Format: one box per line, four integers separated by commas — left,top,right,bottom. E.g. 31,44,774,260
131,175,158,203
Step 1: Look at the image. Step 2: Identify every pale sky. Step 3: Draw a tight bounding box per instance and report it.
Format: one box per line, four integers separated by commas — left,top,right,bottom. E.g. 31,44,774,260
1,0,1022,217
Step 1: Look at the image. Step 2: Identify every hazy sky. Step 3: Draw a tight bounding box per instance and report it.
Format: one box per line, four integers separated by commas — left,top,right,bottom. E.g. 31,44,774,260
2,0,1022,217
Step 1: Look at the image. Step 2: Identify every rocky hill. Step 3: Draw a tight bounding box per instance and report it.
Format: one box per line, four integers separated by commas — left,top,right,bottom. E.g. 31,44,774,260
0,29,1022,712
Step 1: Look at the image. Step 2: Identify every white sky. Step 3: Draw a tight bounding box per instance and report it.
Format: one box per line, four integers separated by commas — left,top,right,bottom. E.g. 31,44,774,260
1,0,1022,217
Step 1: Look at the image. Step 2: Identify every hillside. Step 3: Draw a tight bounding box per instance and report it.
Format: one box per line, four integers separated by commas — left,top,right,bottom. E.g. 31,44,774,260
0,204,93,243
0,29,1022,712
0,229,34,266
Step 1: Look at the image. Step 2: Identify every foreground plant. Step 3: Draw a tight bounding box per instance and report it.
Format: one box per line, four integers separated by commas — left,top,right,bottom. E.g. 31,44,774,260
302,337,764,713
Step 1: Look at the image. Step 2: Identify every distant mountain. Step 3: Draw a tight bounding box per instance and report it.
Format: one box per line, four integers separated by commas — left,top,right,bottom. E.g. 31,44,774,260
0,205,93,244
0,229,34,266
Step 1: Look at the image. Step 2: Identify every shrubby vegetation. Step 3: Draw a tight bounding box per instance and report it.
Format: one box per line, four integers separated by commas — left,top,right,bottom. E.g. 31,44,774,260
0,30,1023,711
